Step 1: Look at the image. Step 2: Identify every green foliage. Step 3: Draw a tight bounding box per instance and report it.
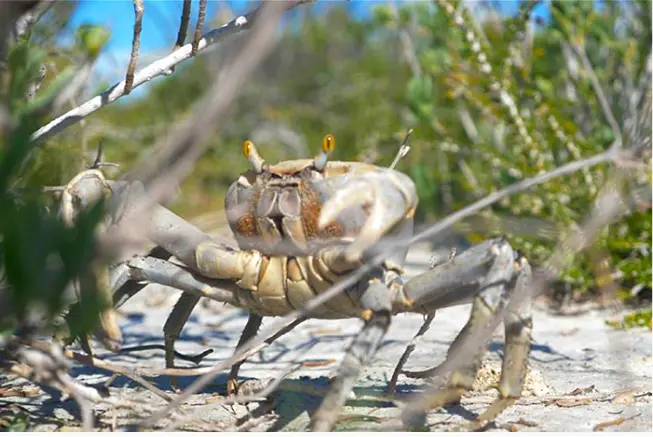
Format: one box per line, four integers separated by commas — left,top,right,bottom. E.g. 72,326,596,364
372,0,652,298
606,309,652,330
75,24,111,60
0,10,107,343
0,411,29,432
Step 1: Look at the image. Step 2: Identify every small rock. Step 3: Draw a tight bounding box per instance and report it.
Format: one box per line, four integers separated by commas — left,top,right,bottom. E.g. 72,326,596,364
53,407,75,421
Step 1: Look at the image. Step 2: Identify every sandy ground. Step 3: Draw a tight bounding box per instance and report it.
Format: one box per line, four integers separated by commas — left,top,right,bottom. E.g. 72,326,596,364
1,244,651,432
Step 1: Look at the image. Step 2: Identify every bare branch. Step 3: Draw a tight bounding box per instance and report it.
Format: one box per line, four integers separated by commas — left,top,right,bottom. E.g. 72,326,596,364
22,338,174,403
0,1,41,64
192,0,208,55
12,1,53,40
174,0,192,50
29,1,313,146
118,344,213,365
124,0,144,95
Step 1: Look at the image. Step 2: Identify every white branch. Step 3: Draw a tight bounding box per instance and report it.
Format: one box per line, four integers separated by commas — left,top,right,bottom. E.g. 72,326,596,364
30,8,261,146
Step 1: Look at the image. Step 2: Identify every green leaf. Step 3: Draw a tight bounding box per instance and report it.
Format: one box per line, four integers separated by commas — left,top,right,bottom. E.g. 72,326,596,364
75,24,111,59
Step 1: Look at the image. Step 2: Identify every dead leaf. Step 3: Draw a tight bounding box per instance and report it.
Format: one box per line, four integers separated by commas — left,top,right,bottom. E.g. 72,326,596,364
593,416,625,431
302,359,337,368
0,386,41,398
0,388,21,397
560,327,580,336
508,417,538,428
551,398,592,407
21,387,41,397
567,385,595,395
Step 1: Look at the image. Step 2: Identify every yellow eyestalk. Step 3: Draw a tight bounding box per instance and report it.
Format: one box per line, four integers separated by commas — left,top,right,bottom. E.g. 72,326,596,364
314,133,335,171
242,139,266,173
243,140,254,158
322,133,335,153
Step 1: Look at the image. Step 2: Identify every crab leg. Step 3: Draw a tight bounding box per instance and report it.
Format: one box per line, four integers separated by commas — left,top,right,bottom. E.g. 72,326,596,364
164,293,201,390
126,256,240,305
386,310,435,395
226,313,263,395
474,260,532,428
394,238,532,428
115,266,202,393
311,277,392,431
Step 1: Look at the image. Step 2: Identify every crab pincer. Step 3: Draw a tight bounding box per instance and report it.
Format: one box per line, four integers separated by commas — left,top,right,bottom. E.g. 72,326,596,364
316,162,418,263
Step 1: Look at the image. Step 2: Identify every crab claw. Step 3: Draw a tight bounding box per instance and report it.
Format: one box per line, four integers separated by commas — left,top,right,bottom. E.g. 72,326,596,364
317,168,418,263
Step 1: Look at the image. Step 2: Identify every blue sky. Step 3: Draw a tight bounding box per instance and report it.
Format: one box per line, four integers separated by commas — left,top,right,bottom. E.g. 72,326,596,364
67,0,551,96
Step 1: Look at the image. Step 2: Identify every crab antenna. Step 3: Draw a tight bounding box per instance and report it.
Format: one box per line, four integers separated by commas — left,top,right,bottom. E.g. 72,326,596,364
389,129,413,170
314,133,335,171
242,140,266,173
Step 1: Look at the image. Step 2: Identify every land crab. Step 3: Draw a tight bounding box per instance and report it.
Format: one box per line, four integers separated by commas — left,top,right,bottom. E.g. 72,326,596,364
60,134,534,431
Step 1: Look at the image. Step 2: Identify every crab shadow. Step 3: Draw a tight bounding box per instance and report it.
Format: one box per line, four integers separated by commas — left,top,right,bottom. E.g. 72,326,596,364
66,327,366,395
257,378,479,431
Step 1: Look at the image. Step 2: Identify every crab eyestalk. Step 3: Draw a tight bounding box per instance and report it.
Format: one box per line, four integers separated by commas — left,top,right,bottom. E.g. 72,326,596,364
314,134,335,172
243,140,266,173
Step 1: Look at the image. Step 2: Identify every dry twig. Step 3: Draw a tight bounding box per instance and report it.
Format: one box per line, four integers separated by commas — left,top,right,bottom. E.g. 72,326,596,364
192,0,208,55
175,0,192,51
124,0,144,95
22,338,173,402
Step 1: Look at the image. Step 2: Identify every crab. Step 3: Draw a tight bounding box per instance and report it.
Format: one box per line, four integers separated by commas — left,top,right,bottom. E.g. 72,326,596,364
60,134,534,431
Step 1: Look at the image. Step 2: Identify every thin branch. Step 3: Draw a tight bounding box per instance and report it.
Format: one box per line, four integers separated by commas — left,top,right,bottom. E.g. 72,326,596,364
139,315,305,427
29,1,313,146
174,0,192,50
124,0,144,95
24,338,174,402
12,1,54,40
572,42,623,148
192,0,207,55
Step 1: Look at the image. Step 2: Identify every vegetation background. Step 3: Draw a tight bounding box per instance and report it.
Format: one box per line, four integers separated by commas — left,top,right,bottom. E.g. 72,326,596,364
1,0,651,397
